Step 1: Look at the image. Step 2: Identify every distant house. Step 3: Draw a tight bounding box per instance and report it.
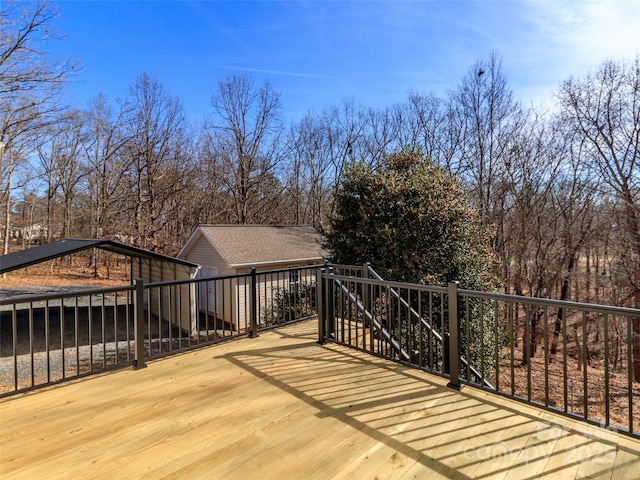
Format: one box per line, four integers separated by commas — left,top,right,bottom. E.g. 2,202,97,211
7,223,48,243
177,225,326,329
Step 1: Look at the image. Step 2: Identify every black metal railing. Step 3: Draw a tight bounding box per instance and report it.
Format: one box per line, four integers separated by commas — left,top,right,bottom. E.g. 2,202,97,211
0,286,136,394
0,264,322,397
317,267,640,438
457,286,640,437
3,261,638,439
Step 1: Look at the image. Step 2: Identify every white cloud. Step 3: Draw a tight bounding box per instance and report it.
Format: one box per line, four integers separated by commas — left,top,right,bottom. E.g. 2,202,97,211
504,0,639,108
221,65,323,79
523,0,640,71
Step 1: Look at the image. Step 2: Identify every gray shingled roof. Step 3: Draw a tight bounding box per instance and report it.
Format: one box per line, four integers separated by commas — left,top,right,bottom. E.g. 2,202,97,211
198,225,326,267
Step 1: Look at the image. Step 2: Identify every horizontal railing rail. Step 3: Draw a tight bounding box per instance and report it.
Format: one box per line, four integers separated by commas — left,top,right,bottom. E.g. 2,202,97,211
317,268,640,439
0,285,136,306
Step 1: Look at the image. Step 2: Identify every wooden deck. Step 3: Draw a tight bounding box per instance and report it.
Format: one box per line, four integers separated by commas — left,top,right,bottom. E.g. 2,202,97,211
1,320,638,479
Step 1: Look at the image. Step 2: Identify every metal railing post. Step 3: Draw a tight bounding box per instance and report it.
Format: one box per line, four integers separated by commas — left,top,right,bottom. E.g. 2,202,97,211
249,267,259,338
361,264,371,349
447,281,461,390
317,268,325,343
133,278,146,369
362,262,370,313
327,266,335,339
444,332,450,375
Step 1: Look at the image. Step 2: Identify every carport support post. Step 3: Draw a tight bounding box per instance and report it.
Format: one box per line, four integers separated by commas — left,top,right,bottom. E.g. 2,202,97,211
447,281,461,390
133,278,146,369
249,267,259,338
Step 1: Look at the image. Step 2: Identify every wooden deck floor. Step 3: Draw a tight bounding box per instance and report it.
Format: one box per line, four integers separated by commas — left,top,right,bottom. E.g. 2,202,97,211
1,320,639,479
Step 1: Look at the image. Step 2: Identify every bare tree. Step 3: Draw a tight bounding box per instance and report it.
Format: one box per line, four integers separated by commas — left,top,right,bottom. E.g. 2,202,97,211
83,94,130,242
451,52,524,224
36,126,63,242
194,127,235,224
121,73,192,251
33,110,89,253
549,127,599,356
558,55,640,380
285,110,337,228
206,74,284,224
358,106,400,166
0,0,75,252
54,110,88,238
398,91,448,165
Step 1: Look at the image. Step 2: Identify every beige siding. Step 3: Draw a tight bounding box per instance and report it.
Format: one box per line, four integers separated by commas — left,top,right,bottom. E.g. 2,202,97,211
185,235,234,275
199,275,240,330
131,257,197,335
182,236,236,327
232,273,249,332
182,233,321,330
220,267,315,332
196,262,320,330
182,236,237,328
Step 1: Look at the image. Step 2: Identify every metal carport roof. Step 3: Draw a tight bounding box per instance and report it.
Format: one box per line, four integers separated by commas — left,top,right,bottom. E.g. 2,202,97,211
0,238,196,275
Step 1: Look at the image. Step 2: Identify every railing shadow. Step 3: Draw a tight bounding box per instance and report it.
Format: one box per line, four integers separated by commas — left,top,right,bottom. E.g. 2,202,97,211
214,323,640,479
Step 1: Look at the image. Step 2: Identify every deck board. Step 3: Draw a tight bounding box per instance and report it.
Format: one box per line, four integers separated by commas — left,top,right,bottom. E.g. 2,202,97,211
1,320,638,479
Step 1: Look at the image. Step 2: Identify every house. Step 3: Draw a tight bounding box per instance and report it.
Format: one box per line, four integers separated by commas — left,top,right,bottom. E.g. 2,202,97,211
177,225,326,329
9,223,48,244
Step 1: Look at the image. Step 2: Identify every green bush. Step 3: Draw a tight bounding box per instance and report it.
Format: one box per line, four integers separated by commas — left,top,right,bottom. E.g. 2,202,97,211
261,283,316,327
324,149,501,377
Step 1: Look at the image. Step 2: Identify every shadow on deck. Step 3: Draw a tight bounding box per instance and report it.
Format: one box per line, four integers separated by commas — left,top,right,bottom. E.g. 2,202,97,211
1,320,638,479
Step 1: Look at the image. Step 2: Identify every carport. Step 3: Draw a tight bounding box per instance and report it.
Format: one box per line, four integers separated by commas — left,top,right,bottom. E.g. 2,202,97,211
0,239,199,335
0,238,197,282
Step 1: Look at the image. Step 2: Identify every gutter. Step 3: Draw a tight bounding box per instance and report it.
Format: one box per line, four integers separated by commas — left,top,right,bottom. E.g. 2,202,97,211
230,257,325,269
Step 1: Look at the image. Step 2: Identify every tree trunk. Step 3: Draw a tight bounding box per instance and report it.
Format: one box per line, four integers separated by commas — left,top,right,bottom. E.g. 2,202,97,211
621,186,640,382
633,290,640,382
3,167,11,258
585,252,591,303
551,255,576,356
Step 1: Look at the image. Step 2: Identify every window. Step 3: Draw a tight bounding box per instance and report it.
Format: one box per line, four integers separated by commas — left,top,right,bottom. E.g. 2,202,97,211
289,267,299,285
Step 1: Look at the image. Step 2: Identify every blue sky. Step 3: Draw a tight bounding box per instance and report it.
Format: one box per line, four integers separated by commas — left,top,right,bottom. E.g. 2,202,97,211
50,0,640,122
